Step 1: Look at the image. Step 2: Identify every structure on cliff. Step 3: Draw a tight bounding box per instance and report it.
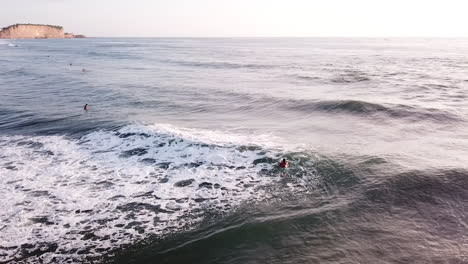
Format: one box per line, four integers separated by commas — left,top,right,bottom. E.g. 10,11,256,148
0,24,85,39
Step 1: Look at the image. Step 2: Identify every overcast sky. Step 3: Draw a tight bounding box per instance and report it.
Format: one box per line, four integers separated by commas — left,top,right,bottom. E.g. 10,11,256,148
1,0,468,37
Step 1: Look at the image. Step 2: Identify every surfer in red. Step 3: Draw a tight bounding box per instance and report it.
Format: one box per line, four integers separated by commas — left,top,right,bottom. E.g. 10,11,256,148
279,158,289,177
279,158,289,168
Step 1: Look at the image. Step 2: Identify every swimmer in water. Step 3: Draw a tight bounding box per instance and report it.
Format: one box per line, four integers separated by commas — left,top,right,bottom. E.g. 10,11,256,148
279,158,289,168
279,158,289,177
83,104,88,111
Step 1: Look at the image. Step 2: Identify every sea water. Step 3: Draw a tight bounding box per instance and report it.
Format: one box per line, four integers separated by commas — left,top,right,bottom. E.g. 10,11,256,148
1,38,467,263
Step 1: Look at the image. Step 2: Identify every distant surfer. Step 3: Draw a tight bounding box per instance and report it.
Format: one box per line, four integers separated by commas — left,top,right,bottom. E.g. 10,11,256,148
83,104,88,111
279,158,289,177
82,68,87,72
279,158,289,168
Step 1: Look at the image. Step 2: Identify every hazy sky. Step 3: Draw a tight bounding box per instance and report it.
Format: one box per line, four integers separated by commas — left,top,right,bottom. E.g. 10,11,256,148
2,0,468,37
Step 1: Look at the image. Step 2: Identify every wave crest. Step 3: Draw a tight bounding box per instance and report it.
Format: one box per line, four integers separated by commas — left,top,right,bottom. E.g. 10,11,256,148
286,99,460,122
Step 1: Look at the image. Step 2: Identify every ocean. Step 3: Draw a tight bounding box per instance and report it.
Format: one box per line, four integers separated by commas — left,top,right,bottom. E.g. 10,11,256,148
0,38,467,263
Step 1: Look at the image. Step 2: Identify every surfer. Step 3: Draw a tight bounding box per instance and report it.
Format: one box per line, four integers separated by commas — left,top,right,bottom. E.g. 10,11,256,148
279,158,289,177
279,158,289,168
83,104,88,111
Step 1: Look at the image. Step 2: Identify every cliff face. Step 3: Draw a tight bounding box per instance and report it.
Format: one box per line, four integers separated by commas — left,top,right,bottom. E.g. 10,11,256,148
0,24,85,39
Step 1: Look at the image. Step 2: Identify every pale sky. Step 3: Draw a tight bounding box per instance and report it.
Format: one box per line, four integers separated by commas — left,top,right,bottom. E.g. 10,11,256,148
1,0,468,37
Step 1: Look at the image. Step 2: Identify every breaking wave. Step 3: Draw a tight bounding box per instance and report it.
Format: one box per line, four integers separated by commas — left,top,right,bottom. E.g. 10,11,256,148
0,124,322,263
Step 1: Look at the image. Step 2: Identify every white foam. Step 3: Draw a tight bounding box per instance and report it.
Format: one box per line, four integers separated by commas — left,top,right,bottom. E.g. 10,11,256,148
4,42,19,47
144,123,282,147
0,124,288,262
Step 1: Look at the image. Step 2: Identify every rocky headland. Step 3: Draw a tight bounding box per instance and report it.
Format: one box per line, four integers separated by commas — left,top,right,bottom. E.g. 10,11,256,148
0,24,85,39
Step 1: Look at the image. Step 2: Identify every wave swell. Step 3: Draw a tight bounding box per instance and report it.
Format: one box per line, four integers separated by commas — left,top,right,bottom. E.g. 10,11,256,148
283,99,461,122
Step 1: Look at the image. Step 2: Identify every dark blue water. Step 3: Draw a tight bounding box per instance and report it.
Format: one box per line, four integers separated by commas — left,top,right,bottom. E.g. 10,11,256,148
1,38,467,263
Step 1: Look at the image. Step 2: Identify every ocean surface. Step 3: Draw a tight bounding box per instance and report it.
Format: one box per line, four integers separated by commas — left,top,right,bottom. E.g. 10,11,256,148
0,38,467,263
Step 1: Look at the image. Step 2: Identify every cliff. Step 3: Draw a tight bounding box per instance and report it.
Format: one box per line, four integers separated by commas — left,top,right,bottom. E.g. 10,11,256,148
0,24,85,39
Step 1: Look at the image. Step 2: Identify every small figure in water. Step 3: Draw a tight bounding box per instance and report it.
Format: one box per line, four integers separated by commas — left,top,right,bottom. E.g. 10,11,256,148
279,158,289,177
279,158,289,168
83,104,88,111
82,68,87,72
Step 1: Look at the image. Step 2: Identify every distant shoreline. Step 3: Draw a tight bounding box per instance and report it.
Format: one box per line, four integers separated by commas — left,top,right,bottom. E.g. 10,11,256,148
0,24,85,39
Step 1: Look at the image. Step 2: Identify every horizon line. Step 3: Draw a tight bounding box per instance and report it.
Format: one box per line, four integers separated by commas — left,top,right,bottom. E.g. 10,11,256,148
82,36,468,38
